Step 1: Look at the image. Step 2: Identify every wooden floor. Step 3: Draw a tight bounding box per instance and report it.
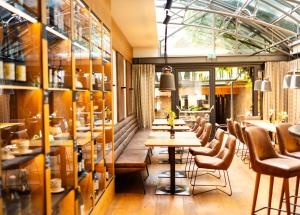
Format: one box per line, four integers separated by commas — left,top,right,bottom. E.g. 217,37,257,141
105,144,299,215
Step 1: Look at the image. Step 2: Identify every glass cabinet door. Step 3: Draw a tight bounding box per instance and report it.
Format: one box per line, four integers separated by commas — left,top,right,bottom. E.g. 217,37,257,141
73,0,90,91
0,89,45,215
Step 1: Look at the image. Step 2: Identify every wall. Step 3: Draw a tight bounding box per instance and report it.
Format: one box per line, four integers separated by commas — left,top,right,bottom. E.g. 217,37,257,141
112,19,133,62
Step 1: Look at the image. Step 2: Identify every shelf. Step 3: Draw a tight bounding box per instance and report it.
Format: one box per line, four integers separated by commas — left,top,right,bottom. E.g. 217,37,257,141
51,186,73,209
2,148,43,170
50,139,73,147
0,84,40,90
47,87,72,91
75,88,90,92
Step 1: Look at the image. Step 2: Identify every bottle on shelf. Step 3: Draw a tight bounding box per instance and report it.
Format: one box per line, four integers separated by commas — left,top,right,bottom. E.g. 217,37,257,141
78,147,83,174
93,171,99,194
78,147,85,175
57,60,65,87
48,64,53,87
15,42,26,82
49,0,55,26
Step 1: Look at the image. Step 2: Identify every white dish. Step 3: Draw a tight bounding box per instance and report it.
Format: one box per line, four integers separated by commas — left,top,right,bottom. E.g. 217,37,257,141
51,187,65,194
12,149,33,155
1,154,15,160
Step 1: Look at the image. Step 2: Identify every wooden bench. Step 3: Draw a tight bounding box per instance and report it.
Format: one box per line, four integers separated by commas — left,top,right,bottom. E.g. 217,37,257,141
114,115,151,193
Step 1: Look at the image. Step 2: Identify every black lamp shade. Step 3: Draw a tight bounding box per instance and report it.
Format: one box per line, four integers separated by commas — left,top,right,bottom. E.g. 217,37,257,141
159,66,176,92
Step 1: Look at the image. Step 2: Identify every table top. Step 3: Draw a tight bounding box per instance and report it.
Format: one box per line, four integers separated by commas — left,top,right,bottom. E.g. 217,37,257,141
152,119,186,126
288,125,300,138
151,125,190,132
145,132,201,147
243,120,276,133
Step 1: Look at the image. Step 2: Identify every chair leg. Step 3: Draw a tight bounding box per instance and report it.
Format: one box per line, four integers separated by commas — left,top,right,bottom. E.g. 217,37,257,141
284,178,291,215
147,153,151,164
251,173,261,215
140,172,146,194
278,180,285,215
236,139,241,157
145,165,149,179
184,152,190,172
293,176,300,214
268,176,274,215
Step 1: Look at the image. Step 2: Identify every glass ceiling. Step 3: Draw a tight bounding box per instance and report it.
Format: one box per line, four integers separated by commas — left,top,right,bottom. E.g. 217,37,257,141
155,0,300,56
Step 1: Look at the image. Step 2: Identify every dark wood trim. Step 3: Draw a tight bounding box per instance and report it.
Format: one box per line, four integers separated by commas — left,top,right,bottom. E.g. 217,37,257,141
116,52,125,122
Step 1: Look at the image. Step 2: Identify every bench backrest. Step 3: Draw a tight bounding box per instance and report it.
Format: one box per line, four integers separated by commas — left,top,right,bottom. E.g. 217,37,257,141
114,115,139,161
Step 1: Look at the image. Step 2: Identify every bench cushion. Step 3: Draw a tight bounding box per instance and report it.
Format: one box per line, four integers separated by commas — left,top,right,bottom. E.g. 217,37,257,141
115,149,148,168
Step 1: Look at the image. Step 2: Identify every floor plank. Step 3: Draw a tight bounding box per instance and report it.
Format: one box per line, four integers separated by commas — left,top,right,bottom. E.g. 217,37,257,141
106,144,299,215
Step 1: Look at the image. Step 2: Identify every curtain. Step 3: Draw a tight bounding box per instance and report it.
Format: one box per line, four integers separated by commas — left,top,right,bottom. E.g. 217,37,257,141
263,61,288,121
132,64,155,128
287,59,300,123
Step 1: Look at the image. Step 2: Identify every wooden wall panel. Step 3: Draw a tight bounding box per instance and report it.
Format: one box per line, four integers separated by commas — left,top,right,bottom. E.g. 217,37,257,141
116,52,125,122
126,61,133,116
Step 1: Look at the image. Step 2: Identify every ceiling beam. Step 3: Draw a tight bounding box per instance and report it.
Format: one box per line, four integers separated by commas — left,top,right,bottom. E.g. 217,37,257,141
260,0,300,23
163,6,297,35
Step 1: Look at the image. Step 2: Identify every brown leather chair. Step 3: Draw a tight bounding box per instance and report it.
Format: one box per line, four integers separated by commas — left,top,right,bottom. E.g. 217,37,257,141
227,118,236,137
245,126,300,215
185,128,224,176
190,134,236,195
276,123,300,214
195,119,206,137
234,121,248,159
191,116,202,132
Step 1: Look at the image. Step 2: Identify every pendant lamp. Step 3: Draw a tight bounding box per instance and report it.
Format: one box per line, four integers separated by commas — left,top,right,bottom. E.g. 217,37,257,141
261,77,272,92
159,9,175,92
290,73,300,89
283,73,292,89
254,79,262,91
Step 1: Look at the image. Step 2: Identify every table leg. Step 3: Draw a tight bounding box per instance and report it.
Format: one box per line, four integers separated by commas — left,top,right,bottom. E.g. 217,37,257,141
169,147,175,195
155,147,190,196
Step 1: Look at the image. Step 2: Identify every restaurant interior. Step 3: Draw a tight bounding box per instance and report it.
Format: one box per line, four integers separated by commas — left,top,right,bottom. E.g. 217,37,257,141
0,0,300,214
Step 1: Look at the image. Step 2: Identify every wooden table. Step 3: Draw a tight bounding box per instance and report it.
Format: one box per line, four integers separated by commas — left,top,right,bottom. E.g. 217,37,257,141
243,120,276,133
288,125,300,139
152,119,186,126
145,132,201,195
151,125,190,132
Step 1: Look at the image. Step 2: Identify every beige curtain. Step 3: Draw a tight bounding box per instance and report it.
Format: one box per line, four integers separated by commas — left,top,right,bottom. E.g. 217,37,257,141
287,59,300,123
263,61,288,121
132,64,155,128
263,61,300,123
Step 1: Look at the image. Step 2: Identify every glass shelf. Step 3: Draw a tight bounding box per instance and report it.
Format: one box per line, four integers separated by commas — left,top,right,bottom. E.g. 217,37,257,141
91,13,102,92
46,0,71,38
47,29,72,89
0,7,42,88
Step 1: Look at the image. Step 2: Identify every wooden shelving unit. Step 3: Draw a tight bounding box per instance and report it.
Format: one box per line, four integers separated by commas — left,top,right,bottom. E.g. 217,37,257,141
0,0,114,214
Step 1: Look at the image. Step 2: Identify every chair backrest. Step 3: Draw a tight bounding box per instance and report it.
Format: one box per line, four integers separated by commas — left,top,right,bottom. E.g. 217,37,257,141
216,135,236,170
226,118,236,137
276,123,300,154
191,122,199,132
196,119,206,138
234,121,245,143
245,126,278,172
195,116,202,124
199,123,212,145
206,128,224,154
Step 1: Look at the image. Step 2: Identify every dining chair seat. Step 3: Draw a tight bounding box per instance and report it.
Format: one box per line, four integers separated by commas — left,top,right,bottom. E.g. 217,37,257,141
189,147,212,156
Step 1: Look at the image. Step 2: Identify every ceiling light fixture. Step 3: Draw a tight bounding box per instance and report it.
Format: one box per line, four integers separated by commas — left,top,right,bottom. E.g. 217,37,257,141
159,1,175,92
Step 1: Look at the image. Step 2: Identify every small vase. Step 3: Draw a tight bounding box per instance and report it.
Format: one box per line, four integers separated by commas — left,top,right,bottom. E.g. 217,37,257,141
170,126,175,139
